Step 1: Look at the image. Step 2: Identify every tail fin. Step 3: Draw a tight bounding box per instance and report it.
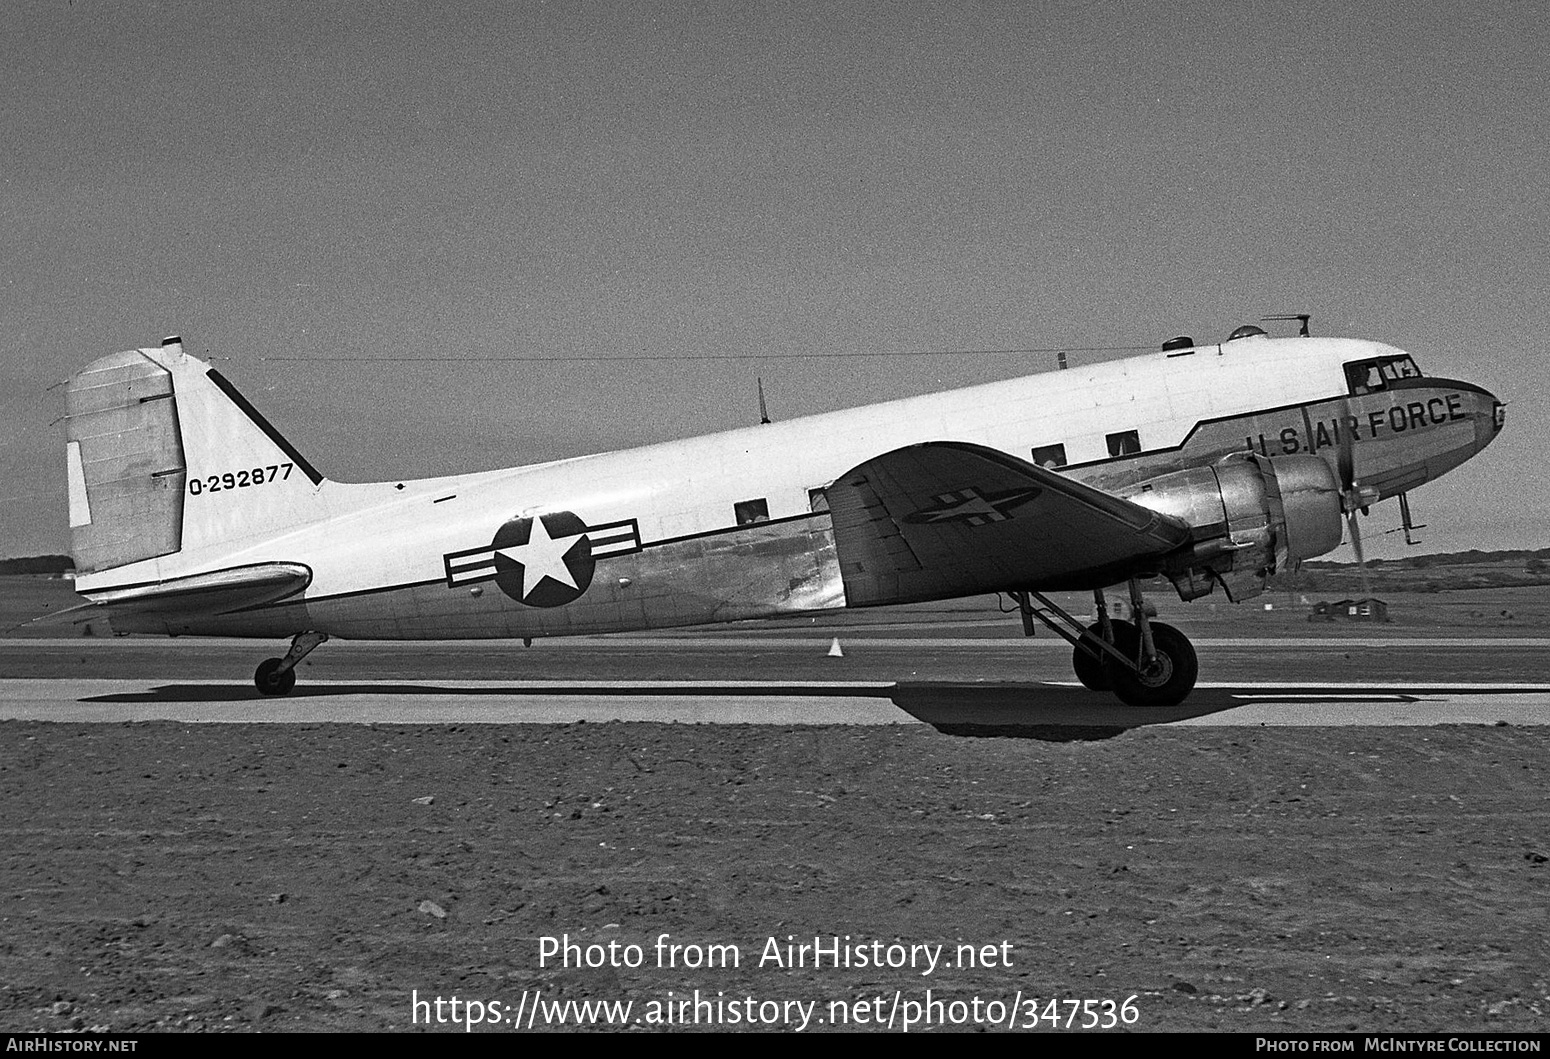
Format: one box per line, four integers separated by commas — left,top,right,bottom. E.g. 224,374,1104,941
66,337,328,575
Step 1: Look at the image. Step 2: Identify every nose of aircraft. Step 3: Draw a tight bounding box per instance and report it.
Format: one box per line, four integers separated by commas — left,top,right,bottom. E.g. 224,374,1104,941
1475,384,1505,454
1365,377,1503,500
1452,381,1506,479
1432,378,1505,457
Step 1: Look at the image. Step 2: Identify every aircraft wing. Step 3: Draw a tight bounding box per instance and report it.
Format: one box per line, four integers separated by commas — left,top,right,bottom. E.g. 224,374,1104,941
32,563,312,628
826,441,1191,605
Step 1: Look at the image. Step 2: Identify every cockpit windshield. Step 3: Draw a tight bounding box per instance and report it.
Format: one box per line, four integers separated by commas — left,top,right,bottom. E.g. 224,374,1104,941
1344,355,1422,395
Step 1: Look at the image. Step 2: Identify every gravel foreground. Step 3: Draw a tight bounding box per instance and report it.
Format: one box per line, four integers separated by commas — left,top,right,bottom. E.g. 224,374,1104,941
2,721,1546,1033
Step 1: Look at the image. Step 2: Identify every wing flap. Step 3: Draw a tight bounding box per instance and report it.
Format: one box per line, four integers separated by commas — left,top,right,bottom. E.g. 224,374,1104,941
827,442,1190,605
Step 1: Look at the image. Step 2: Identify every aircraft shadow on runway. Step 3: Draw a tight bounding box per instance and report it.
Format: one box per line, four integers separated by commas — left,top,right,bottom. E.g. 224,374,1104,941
76,681,1448,743
889,683,1283,742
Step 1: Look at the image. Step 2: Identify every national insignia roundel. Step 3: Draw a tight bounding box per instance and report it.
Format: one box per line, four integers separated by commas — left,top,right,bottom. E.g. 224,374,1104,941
442,513,640,607
490,511,594,607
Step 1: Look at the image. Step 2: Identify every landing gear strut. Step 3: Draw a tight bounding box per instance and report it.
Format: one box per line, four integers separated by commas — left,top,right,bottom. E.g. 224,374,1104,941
1013,582,1198,708
1069,590,1131,692
254,631,329,696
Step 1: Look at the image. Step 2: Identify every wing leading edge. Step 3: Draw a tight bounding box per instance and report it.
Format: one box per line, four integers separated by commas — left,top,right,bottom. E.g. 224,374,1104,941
827,442,1191,606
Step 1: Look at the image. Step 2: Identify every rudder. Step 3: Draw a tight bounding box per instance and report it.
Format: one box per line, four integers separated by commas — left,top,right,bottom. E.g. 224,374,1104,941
65,346,187,573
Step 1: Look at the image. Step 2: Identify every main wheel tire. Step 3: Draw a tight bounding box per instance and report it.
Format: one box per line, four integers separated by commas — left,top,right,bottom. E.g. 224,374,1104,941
254,657,296,697
1071,620,1134,691
1110,621,1198,708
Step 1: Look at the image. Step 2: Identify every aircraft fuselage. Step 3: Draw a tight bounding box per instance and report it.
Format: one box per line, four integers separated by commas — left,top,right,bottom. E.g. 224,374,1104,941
71,334,1502,640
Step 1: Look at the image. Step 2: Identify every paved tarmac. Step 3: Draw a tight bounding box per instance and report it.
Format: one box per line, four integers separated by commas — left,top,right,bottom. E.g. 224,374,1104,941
1,677,1547,727
3,633,1546,728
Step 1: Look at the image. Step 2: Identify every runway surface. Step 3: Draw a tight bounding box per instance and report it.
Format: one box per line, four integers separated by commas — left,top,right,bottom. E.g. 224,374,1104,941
4,633,1546,728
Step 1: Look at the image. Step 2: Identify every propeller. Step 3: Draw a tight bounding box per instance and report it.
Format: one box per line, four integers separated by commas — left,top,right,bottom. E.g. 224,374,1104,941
1335,409,1373,598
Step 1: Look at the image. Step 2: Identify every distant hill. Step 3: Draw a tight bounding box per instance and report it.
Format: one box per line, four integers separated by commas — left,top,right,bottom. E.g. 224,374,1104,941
1300,547,1550,570
0,555,74,575
1271,547,1550,593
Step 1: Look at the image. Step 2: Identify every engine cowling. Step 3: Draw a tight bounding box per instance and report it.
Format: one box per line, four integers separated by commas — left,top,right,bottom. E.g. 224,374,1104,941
1121,454,1343,602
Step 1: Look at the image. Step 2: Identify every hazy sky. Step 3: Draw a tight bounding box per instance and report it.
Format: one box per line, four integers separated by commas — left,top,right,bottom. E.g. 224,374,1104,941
3,0,1546,561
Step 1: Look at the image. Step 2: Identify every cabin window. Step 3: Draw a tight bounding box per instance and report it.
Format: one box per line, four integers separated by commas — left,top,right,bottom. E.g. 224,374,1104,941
807,488,829,512
1031,443,1067,468
1344,355,1422,395
1105,430,1140,458
734,498,769,525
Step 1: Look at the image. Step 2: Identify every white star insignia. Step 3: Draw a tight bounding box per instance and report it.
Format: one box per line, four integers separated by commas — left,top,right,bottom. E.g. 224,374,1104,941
497,517,586,592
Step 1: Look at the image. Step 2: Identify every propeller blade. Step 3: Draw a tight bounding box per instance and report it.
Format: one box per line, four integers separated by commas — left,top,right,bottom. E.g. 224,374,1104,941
1336,402,1373,595
1347,508,1373,598
1336,408,1356,493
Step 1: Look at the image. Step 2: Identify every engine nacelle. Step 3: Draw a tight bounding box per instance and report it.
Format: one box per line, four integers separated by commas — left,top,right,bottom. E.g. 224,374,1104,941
1121,454,1343,602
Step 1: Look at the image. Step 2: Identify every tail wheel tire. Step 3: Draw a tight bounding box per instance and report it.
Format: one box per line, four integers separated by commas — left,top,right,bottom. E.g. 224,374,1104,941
254,657,296,697
1110,621,1198,708
1071,620,1134,691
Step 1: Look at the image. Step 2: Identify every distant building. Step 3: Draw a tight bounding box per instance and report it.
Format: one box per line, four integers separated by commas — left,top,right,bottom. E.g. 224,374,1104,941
1309,598,1390,623
1105,595,1157,621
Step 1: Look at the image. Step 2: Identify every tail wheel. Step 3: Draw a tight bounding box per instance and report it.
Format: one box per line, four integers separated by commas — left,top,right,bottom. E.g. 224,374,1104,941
1071,620,1134,691
254,657,296,697
1110,621,1198,708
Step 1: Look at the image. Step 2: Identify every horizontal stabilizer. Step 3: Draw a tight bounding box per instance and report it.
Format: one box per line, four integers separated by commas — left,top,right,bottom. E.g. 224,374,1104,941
76,562,313,617
15,598,104,630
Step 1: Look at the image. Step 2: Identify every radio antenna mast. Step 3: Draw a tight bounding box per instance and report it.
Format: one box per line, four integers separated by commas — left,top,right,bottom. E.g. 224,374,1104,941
1265,313,1312,337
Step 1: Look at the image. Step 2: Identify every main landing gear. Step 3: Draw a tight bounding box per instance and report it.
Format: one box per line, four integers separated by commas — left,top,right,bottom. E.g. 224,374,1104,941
1009,581,1198,708
254,630,329,696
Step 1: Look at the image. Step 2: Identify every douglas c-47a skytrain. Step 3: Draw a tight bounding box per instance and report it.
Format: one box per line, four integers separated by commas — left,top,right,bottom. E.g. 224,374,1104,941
58,323,1504,707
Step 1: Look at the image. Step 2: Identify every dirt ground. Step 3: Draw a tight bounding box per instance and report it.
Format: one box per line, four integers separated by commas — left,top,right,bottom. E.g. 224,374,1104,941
2,720,1546,1033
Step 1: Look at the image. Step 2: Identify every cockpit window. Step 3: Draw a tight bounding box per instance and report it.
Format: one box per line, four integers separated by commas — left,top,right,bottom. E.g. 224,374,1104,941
1381,357,1421,382
1344,355,1422,395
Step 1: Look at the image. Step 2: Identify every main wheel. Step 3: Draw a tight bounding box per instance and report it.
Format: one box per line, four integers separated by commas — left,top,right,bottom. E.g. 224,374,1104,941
1109,621,1198,708
1071,620,1134,691
254,657,296,697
